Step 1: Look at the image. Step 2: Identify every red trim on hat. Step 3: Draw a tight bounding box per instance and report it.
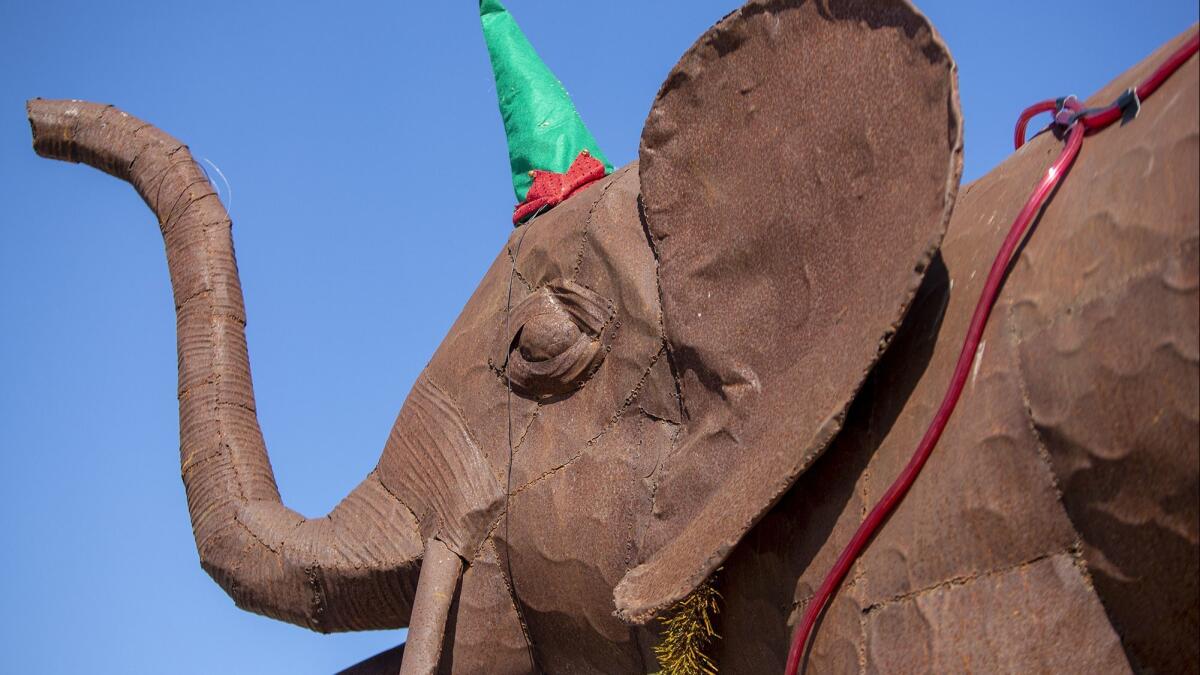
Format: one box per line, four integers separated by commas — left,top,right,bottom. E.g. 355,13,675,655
513,150,608,224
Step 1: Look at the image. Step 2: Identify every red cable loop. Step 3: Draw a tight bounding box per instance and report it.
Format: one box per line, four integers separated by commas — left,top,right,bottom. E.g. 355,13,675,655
1014,99,1059,150
785,32,1197,675
1015,32,1200,147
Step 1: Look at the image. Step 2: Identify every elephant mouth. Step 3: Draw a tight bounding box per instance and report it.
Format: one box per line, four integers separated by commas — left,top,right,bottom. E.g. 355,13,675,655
493,279,616,399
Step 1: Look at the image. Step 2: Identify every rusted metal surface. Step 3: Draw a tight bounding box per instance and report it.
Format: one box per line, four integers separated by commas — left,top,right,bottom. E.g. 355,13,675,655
623,0,963,625
25,3,1197,673
712,25,1198,675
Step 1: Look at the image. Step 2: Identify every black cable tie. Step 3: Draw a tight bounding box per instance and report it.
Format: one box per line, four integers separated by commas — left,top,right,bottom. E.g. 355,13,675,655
1060,88,1143,128
1116,87,1141,124
1054,95,1081,126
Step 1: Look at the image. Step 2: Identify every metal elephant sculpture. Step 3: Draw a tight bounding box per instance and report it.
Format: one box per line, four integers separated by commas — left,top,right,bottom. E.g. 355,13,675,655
24,0,1198,673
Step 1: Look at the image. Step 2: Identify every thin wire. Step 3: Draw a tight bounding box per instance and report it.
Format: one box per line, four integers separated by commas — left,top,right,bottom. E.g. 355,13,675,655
504,204,547,673
201,157,233,212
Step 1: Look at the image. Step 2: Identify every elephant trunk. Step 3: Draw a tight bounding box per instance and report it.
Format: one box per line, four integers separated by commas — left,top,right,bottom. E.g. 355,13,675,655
27,99,424,632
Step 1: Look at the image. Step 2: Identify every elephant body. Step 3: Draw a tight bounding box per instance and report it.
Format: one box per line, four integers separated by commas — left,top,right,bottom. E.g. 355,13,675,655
26,1,1197,673
713,28,1199,674
347,23,1199,672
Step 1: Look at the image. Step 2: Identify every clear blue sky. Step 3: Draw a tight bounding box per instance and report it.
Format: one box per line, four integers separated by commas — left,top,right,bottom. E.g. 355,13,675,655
1,1,1195,673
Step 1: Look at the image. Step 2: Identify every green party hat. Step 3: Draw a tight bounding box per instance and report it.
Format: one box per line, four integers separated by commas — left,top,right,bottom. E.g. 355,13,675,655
480,0,612,202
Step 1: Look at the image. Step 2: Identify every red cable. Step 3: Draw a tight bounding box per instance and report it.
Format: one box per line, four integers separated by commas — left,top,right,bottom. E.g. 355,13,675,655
1082,33,1200,131
1015,33,1200,147
785,33,1197,675
1013,99,1058,150
1134,33,1200,101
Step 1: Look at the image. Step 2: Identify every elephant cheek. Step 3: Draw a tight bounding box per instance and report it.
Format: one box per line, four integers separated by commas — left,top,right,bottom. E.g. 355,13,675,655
377,374,505,560
497,411,671,672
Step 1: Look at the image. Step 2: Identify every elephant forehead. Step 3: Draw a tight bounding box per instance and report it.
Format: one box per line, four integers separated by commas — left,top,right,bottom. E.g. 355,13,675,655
573,164,661,359
508,165,669,487
511,164,631,283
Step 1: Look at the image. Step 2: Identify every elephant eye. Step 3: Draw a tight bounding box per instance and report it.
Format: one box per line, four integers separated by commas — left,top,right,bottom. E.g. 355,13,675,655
517,309,580,362
494,280,615,399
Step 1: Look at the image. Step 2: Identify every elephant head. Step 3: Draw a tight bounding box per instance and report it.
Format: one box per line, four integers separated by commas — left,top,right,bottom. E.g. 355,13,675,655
27,0,963,671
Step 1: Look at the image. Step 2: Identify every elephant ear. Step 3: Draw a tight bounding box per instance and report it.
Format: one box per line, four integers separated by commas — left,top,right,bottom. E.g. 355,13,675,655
616,0,962,622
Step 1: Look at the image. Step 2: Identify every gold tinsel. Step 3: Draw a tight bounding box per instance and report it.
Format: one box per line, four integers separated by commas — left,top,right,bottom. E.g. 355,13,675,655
652,574,722,675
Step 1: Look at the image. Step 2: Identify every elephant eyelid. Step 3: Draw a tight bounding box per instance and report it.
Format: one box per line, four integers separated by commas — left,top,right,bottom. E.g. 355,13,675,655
492,279,616,399
545,280,613,336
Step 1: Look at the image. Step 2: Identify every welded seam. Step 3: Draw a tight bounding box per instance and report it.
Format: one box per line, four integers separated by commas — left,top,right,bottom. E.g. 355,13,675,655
860,549,1067,615
373,471,422,532
505,243,535,292
569,164,628,281
512,402,541,452
175,306,247,328
643,417,682,530
232,510,282,554
305,562,330,631
636,192,689,423
124,122,156,175
150,149,190,219
486,536,540,662
172,249,234,310
512,345,665,494
162,180,220,232
636,404,679,426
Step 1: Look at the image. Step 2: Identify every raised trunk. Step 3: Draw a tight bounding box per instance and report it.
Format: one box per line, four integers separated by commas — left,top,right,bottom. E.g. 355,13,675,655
27,99,424,632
